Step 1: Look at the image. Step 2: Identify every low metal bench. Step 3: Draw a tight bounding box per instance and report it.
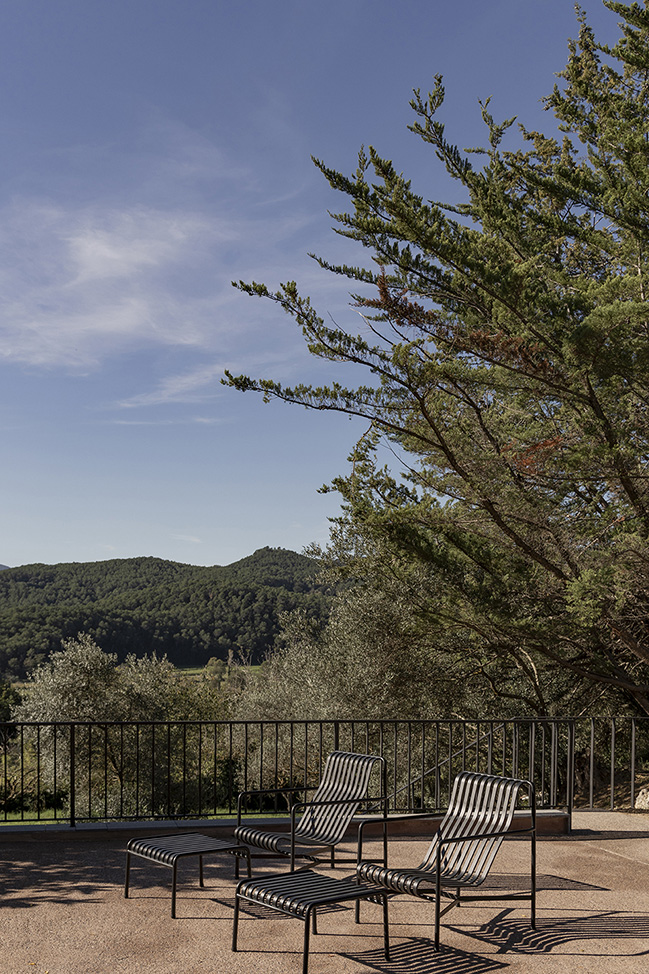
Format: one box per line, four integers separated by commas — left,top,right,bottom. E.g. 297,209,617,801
232,868,390,974
124,832,251,917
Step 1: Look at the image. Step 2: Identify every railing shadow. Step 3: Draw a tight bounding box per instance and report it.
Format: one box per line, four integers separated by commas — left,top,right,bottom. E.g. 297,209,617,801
343,940,509,973
480,872,607,892
462,908,649,955
554,828,649,841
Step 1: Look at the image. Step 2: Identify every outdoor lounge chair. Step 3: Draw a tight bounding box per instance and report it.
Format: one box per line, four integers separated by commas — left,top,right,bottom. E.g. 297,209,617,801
356,770,536,950
234,750,386,872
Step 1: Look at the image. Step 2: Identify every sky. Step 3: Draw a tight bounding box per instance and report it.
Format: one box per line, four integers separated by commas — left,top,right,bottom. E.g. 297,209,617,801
0,0,620,569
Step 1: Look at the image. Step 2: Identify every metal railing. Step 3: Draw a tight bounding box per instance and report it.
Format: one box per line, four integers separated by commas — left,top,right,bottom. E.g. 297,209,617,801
1,717,647,826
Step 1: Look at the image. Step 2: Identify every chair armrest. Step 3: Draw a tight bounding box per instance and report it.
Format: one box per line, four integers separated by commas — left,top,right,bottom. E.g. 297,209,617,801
288,794,380,820
289,794,387,847
236,785,312,824
356,810,445,846
356,807,432,865
289,793,385,819
437,824,535,848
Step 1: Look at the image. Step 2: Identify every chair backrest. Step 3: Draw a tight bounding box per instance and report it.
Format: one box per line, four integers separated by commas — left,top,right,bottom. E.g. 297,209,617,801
295,750,383,846
419,771,533,885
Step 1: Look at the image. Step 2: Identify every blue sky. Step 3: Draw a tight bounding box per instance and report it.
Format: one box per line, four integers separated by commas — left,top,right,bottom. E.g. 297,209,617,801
0,0,618,568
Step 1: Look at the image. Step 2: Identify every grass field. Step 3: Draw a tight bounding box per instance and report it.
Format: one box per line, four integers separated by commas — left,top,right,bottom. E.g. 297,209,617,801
175,664,261,680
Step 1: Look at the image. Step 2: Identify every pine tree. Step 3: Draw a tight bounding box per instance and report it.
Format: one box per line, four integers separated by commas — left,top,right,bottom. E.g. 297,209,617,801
227,2,649,715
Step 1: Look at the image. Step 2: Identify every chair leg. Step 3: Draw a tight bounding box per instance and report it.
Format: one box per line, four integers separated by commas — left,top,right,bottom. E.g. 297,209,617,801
311,907,318,935
531,832,537,930
124,852,131,898
382,894,390,961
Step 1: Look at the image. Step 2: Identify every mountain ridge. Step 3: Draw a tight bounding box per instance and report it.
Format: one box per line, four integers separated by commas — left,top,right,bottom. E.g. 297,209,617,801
0,547,332,680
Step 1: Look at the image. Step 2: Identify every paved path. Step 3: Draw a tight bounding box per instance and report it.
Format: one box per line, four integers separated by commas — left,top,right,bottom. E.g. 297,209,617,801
1,811,648,974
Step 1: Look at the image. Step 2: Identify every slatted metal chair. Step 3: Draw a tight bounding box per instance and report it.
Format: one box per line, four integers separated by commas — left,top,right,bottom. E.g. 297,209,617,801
356,771,536,950
234,750,386,872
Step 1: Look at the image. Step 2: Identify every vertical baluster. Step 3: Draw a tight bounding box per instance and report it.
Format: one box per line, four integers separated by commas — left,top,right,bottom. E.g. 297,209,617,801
610,718,616,811
631,719,636,810
69,723,76,828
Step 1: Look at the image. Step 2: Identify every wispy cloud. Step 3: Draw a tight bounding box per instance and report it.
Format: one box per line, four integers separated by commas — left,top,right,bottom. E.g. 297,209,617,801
0,196,325,373
0,199,225,368
172,534,203,545
117,362,225,407
110,415,224,426
0,114,359,388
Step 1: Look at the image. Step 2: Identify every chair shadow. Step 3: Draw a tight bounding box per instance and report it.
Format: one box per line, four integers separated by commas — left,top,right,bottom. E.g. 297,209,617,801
343,939,509,973
463,908,649,955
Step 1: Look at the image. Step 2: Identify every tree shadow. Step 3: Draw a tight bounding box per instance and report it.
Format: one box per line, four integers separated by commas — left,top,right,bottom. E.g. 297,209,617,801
0,840,127,907
0,835,249,909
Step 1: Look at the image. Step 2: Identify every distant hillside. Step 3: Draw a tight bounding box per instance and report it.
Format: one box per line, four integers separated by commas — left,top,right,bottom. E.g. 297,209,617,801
0,547,332,679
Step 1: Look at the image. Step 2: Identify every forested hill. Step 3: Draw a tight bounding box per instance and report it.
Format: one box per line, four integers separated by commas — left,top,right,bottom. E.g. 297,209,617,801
0,547,332,679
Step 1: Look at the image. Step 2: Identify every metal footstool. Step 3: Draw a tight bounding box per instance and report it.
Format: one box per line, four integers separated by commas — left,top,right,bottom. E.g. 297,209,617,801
232,868,390,974
124,832,251,917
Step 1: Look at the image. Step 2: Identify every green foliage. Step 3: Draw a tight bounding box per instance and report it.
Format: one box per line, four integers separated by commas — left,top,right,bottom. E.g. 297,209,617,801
227,2,649,716
234,585,467,720
0,678,21,722
0,548,332,679
6,634,234,819
13,633,220,722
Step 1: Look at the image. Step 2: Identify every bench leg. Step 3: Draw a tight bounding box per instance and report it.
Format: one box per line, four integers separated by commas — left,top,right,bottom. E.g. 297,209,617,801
232,894,240,952
171,861,178,919
124,852,131,898
303,911,312,974
199,854,204,888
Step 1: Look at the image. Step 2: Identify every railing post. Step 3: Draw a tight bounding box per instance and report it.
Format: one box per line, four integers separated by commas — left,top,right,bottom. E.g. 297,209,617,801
69,722,76,828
